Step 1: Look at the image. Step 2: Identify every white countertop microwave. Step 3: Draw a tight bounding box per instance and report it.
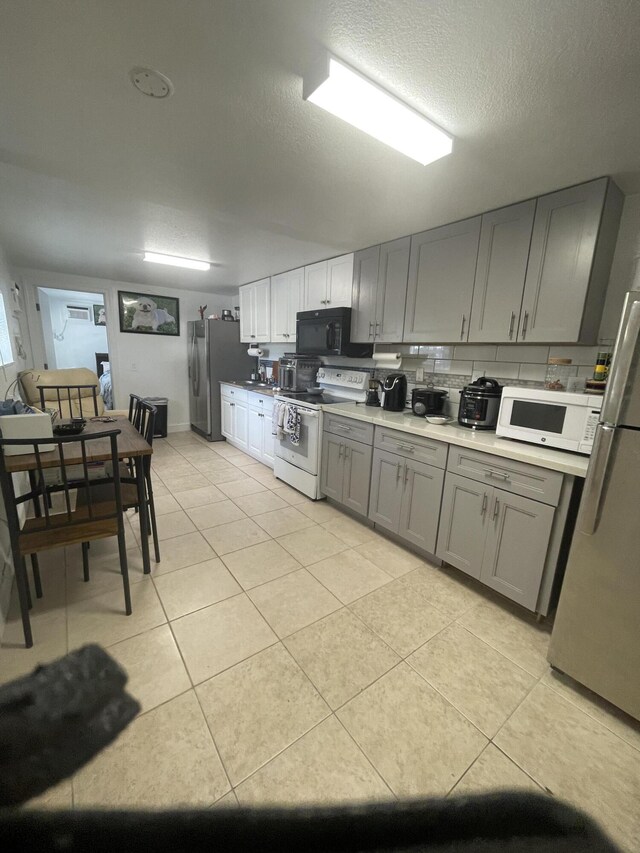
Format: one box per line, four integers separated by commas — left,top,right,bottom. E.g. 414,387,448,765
497,387,602,454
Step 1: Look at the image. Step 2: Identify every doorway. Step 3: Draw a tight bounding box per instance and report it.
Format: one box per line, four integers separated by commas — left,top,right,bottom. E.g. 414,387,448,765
37,286,113,407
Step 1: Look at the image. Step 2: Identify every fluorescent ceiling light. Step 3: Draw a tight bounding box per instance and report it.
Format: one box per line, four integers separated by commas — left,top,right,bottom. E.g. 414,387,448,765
303,55,453,166
143,252,210,271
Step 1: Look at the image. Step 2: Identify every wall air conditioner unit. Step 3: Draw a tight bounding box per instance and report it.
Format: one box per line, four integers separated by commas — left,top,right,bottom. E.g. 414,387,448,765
67,305,91,321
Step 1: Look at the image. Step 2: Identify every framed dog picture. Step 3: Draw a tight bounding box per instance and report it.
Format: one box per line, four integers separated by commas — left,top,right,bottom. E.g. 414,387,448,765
118,291,180,336
93,304,107,326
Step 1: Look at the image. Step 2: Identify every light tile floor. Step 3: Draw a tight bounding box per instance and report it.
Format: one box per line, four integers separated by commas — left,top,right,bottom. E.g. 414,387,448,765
1,431,639,850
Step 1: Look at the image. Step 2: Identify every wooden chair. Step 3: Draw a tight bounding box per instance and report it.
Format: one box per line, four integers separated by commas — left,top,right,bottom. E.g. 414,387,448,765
0,431,132,648
80,396,160,566
37,384,100,419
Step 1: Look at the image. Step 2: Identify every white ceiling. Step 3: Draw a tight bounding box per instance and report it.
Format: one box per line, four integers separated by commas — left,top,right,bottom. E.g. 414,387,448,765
1,0,640,294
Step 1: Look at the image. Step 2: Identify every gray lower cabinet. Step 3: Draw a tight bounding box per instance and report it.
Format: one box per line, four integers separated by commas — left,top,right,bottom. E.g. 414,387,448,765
437,473,556,610
369,448,444,554
320,433,372,517
320,433,345,502
481,488,554,610
342,437,374,516
436,472,488,580
403,216,481,342
368,449,403,531
397,458,445,551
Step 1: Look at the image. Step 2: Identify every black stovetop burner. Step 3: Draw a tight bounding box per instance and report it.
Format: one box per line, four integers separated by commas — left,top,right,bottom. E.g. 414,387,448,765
277,390,352,406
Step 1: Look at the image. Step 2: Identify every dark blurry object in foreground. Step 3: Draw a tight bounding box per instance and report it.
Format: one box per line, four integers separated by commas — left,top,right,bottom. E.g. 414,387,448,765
0,793,620,852
0,644,139,806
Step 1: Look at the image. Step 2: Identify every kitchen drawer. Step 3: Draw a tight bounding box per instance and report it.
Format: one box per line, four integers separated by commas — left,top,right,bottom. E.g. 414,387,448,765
220,384,248,403
323,412,374,445
447,446,563,506
248,392,273,410
374,426,448,469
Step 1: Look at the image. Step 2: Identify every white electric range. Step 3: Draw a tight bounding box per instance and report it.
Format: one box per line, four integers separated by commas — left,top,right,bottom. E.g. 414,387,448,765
273,367,368,499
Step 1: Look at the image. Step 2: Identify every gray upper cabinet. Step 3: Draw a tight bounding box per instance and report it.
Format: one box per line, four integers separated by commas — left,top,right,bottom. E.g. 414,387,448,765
519,178,623,343
351,237,410,343
351,245,380,343
403,217,481,342
436,472,488,580
480,488,554,610
376,237,411,342
468,200,536,343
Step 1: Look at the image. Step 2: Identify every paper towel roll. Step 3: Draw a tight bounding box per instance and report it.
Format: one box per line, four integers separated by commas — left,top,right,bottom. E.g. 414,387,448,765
372,352,402,368
247,347,264,358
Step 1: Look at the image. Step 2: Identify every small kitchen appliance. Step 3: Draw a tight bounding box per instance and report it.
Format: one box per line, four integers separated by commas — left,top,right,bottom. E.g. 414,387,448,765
458,377,503,430
381,373,407,412
278,355,322,392
365,379,381,406
411,386,448,417
497,386,602,453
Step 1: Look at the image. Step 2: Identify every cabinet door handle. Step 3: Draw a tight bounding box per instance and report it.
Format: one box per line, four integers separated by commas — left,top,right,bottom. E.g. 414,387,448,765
481,492,488,515
521,310,529,339
508,311,516,340
368,321,374,338
230,402,235,407
460,314,466,341
396,462,402,481
396,443,415,452
326,300,331,305
485,469,510,481
338,443,344,458
251,334,256,338
404,463,409,484
335,424,351,432
492,497,500,520
345,446,351,459
375,321,381,337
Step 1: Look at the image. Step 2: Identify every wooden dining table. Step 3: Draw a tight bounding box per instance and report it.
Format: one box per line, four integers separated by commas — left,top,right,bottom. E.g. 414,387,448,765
4,416,154,573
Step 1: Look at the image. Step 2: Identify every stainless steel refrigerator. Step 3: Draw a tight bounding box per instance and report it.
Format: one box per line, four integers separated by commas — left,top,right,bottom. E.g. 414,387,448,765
549,291,640,720
188,319,254,441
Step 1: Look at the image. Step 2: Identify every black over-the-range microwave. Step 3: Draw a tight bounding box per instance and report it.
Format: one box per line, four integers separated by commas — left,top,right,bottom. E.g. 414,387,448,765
296,307,373,358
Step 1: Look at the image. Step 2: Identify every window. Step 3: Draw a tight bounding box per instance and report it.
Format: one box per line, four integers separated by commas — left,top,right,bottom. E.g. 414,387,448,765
0,292,14,366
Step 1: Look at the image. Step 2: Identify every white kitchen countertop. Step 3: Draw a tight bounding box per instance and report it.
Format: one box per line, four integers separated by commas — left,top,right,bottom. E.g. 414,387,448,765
323,403,590,478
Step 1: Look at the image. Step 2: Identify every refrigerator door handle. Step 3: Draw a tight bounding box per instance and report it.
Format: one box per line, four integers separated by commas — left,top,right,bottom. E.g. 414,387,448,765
191,331,199,397
578,424,615,535
601,293,640,425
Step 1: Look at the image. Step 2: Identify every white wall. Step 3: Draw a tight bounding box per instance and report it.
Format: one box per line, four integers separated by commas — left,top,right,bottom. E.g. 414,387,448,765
39,289,108,370
0,245,33,634
600,193,640,341
18,268,235,430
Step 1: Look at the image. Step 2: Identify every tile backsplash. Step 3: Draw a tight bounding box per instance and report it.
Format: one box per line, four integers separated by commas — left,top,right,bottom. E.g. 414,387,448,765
260,341,603,417
375,343,602,417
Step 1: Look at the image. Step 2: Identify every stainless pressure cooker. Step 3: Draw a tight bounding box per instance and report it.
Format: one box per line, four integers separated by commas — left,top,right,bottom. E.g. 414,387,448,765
458,377,503,430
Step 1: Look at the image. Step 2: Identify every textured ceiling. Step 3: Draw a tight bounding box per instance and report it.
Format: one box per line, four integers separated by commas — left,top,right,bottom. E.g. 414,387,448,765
1,0,640,294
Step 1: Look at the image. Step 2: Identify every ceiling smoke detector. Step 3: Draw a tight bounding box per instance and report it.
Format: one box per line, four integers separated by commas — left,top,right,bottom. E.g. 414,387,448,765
129,67,173,98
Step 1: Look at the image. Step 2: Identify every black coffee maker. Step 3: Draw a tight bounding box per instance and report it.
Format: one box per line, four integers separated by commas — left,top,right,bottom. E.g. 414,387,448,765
365,379,381,407
381,373,407,412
